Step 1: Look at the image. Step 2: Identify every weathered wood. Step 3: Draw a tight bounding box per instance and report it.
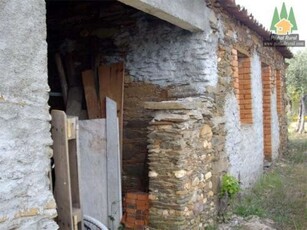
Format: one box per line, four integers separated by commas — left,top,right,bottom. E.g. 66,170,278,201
65,52,77,87
113,63,124,161
98,65,110,118
51,110,73,230
82,70,101,119
66,87,83,117
67,117,83,230
98,63,124,158
68,134,83,230
67,117,77,140
55,53,68,105
106,97,122,230
52,111,83,230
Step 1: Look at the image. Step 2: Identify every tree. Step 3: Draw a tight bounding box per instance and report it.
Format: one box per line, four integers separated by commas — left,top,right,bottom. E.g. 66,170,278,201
280,2,288,19
271,7,280,31
286,50,307,98
296,95,307,133
288,7,298,32
286,50,307,133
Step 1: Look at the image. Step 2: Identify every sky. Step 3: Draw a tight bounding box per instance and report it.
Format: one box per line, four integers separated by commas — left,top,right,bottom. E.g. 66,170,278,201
235,0,307,53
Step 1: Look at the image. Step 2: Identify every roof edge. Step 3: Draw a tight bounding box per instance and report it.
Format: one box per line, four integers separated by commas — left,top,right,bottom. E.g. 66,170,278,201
218,0,293,58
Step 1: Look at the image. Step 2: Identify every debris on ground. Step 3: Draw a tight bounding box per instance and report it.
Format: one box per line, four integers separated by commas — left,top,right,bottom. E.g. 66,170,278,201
218,215,276,230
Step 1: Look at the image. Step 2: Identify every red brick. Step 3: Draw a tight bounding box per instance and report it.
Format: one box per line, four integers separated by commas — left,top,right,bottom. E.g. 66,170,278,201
135,220,145,225
137,193,148,201
126,193,138,200
126,216,136,224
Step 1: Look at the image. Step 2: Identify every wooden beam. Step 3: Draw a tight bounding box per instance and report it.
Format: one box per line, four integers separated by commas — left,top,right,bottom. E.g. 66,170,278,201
98,63,124,156
98,65,111,118
52,111,83,230
55,53,68,105
51,110,73,230
66,87,83,117
82,70,101,119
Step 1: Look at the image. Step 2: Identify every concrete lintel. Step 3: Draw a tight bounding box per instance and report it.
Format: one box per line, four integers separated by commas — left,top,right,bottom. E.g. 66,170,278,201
117,0,208,32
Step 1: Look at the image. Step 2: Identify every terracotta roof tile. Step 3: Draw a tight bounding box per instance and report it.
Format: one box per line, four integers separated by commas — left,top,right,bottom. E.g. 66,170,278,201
219,0,293,58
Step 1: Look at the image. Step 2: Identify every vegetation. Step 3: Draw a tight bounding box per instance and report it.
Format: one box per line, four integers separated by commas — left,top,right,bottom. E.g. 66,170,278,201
286,50,307,99
220,174,240,199
217,174,240,223
286,50,307,132
232,131,307,229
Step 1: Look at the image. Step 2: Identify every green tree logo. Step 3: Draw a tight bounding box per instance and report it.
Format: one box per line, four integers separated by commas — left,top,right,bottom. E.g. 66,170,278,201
270,2,298,34
288,7,298,32
270,7,280,31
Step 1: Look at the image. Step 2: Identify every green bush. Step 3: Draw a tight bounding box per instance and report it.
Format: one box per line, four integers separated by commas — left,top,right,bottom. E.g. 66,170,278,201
220,174,240,199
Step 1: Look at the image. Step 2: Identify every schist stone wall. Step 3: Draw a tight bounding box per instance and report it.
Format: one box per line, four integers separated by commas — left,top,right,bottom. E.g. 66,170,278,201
111,13,219,194
0,0,289,228
0,0,57,229
217,7,287,188
146,98,216,229
111,11,220,228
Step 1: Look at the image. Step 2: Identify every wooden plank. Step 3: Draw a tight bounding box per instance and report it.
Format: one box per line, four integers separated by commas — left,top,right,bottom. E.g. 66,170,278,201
82,70,101,119
67,117,77,140
113,63,124,161
98,63,124,158
66,87,83,117
51,110,73,230
79,119,108,226
106,97,122,230
98,65,111,118
55,53,68,105
67,116,83,230
65,52,77,87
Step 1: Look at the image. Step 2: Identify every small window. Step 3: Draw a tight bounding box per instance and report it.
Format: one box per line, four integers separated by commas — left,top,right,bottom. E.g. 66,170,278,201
232,49,253,124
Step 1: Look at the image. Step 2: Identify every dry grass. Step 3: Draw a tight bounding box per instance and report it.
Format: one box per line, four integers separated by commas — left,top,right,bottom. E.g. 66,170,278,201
233,131,307,230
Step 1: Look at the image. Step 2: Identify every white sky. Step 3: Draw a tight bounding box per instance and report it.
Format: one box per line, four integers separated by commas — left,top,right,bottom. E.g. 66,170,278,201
235,0,307,53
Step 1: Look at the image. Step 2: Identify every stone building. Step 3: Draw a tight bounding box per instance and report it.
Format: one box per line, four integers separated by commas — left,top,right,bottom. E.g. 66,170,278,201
0,0,291,229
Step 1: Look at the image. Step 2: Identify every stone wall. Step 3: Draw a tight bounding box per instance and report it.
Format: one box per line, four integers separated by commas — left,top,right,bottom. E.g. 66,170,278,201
146,98,216,229
224,51,264,189
0,0,57,229
216,6,288,188
114,13,218,91
122,79,168,192
112,12,219,192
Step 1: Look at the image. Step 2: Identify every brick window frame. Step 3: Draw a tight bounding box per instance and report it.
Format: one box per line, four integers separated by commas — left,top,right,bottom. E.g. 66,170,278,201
262,64,272,160
232,49,253,124
276,70,283,114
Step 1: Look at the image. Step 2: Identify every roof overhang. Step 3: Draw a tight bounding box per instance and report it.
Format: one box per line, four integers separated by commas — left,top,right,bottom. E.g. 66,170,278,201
219,0,293,59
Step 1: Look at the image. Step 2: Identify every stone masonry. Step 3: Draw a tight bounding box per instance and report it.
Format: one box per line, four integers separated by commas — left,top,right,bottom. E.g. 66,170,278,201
112,12,219,193
215,4,289,188
146,98,216,229
0,0,57,229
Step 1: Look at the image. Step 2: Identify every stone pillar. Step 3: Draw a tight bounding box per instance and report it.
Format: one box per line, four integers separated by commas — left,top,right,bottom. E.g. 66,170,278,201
145,98,216,229
0,0,57,229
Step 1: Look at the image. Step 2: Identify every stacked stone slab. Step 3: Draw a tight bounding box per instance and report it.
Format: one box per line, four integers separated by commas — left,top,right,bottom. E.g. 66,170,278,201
145,98,216,229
